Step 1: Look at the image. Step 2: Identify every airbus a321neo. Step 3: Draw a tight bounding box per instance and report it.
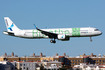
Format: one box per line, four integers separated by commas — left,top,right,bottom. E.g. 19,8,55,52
3,17,102,43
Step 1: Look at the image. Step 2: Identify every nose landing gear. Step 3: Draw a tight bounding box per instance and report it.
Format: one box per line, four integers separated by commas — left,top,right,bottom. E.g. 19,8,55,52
90,37,92,42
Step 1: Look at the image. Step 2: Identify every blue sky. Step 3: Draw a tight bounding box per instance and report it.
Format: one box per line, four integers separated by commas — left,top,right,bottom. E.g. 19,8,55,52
0,0,105,57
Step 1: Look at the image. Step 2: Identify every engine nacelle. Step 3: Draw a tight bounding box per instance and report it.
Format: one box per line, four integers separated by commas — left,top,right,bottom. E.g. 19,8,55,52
57,34,70,41
58,34,66,40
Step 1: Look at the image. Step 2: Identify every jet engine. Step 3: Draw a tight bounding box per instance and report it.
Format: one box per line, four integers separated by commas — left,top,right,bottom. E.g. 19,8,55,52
57,34,70,41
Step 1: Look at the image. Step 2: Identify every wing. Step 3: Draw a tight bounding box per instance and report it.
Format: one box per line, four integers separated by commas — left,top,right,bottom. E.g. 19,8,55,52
34,24,57,39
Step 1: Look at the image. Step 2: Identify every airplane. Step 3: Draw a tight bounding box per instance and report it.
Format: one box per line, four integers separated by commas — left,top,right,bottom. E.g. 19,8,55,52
3,17,102,43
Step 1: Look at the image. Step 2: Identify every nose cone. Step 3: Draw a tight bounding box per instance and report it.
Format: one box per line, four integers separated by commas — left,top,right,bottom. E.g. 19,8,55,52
99,31,102,35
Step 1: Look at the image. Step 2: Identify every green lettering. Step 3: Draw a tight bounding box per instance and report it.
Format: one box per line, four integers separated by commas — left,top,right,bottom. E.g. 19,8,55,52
32,30,38,37
59,29,60,34
72,28,80,36
65,30,70,34
59,29,63,34
49,31,53,33
61,30,63,34
39,31,41,37
54,30,57,33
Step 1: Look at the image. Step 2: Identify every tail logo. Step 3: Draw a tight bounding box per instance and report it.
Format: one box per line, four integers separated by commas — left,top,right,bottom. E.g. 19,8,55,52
8,23,14,31
61,35,64,38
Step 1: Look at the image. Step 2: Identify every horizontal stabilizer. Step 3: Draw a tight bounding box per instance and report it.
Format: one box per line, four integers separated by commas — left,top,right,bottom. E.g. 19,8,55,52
3,31,14,36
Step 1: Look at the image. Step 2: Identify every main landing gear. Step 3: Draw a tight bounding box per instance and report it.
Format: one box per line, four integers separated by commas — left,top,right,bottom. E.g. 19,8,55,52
90,37,92,42
50,39,56,43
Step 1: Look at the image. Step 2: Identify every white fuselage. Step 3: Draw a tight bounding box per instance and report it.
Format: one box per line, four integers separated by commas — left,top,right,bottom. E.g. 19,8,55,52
3,17,102,43
8,27,102,39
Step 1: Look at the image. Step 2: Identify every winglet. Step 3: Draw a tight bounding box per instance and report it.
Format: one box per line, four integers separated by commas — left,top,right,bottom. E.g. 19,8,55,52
34,24,38,29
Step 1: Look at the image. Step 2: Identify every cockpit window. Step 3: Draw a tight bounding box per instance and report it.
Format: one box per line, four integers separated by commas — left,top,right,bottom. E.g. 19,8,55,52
94,29,99,31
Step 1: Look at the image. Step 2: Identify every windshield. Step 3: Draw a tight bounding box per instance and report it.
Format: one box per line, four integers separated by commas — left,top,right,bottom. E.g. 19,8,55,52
94,29,99,31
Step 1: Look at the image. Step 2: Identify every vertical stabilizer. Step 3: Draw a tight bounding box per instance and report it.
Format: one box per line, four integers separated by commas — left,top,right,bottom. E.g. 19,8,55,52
4,17,20,32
